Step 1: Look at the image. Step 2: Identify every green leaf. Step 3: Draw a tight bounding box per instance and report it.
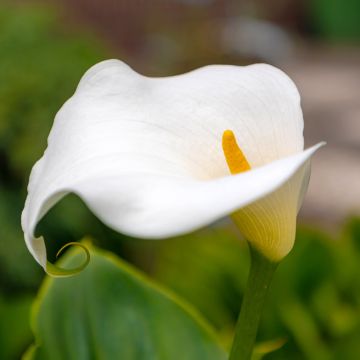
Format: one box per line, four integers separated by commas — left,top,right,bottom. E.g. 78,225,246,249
26,241,227,360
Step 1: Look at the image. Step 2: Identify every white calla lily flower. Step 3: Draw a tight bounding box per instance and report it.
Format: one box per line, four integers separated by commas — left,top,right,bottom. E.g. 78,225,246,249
21,60,324,275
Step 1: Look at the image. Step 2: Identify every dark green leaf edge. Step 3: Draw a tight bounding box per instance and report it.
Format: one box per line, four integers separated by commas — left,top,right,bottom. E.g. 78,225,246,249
24,238,227,358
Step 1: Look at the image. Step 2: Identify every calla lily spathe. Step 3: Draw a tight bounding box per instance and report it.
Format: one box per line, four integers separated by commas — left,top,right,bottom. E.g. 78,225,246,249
21,60,324,274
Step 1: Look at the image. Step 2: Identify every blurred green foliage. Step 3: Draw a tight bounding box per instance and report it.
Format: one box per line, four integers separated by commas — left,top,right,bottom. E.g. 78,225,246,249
0,2,110,292
146,219,360,360
0,4,112,359
0,294,33,360
0,3,108,177
309,0,360,41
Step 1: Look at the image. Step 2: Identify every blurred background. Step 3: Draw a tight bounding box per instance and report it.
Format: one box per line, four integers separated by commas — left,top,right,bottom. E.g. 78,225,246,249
0,0,359,359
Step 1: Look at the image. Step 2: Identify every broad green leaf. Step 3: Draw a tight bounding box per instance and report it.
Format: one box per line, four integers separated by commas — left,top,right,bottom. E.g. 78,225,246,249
26,241,227,360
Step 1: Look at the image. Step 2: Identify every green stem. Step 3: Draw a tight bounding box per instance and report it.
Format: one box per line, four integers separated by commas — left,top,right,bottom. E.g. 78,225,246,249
229,246,278,360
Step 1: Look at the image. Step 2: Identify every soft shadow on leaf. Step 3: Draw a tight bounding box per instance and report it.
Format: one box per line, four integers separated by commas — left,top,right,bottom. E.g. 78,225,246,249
25,240,227,360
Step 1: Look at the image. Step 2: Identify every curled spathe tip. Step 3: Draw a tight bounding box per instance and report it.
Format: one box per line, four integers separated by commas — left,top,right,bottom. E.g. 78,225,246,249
45,241,90,278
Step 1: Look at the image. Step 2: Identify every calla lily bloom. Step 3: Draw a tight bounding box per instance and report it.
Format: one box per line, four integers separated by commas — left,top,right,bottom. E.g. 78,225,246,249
21,60,324,275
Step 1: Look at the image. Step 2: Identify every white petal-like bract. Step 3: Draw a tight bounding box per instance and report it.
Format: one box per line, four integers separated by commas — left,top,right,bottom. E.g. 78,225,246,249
21,60,323,270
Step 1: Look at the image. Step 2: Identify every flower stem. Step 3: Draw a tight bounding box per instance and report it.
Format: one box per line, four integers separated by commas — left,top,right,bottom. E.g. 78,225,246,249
229,246,278,360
